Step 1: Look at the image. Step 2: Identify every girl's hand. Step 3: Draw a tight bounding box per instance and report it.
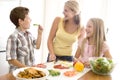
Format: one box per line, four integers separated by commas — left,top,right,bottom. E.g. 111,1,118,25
49,54,56,62
73,57,79,62
83,61,90,68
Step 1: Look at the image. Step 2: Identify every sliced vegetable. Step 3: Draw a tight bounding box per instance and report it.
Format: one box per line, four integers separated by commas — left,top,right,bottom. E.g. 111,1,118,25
48,69,60,76
54,64,69,69
36,63,46,68
64,70,77,77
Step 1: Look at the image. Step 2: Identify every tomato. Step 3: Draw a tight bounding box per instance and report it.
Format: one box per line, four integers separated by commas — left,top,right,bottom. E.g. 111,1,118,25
54,64,69,69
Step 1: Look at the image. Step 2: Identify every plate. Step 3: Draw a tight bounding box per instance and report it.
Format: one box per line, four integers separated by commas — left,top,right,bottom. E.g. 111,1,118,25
13,67,49,80
56,60,73,67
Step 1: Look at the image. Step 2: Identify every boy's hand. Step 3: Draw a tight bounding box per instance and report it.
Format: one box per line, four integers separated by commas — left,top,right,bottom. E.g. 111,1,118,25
38,25,43,35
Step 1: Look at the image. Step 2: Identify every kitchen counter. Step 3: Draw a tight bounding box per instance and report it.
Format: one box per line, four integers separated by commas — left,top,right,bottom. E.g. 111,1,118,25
0,61,119,80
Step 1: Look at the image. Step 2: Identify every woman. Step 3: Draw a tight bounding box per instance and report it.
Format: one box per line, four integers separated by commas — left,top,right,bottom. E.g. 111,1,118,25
47,0,84,62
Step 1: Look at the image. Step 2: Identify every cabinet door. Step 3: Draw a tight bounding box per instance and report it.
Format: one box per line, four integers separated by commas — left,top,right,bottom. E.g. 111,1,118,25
0,52,9,75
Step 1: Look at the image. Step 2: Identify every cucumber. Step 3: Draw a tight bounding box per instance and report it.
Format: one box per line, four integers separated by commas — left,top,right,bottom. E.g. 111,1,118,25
48,69,60,76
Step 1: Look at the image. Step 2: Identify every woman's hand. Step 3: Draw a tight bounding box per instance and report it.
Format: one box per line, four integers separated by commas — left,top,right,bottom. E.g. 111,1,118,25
49,54,56,62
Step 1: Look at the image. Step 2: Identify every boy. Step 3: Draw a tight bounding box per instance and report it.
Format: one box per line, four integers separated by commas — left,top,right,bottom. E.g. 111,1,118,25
6,6,43,72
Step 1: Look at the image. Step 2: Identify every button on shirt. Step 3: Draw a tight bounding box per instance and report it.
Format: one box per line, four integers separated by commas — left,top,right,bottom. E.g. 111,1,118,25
6,29,36,72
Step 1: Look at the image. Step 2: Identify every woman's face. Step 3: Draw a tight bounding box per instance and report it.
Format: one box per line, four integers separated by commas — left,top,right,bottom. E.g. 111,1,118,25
63,6,75,20
86,20,94,38
19,14,31,30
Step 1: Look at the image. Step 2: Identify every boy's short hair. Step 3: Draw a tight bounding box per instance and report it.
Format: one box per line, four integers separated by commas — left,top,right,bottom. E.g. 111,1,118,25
10,6,29,28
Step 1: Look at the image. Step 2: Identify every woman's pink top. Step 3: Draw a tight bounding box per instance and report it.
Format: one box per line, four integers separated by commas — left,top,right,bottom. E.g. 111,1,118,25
78,39,109,63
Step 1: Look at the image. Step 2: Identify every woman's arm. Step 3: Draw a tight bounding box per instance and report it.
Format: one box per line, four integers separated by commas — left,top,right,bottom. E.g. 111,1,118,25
47,17,61,61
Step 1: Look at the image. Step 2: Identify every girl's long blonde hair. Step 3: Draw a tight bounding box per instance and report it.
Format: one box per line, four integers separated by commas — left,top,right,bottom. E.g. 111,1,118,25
81,18,106,57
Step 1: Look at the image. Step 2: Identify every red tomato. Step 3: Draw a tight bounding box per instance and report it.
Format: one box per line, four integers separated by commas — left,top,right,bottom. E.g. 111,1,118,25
54,64,69,69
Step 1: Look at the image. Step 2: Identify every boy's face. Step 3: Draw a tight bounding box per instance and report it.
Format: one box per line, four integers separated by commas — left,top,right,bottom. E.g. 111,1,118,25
19,14,31,30
86,20,94,38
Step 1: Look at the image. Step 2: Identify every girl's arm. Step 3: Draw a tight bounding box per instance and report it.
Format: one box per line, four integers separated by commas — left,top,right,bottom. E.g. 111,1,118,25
78,26,85,39
102,42,112,59
74,46,81,59
104,50,112,59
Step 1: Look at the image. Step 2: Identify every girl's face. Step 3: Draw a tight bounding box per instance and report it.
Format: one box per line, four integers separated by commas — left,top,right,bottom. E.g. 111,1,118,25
63,6,75,20
86,20,94,38
19,14,31,31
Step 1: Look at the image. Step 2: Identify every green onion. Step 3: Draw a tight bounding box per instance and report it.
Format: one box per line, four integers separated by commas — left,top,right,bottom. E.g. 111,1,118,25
33,24,39,26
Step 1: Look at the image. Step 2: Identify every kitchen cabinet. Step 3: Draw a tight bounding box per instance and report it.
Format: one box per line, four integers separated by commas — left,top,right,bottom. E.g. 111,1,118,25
0,52,9,76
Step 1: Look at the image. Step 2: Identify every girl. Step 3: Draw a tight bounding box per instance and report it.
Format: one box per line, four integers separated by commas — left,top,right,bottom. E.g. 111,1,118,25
75,18,112,67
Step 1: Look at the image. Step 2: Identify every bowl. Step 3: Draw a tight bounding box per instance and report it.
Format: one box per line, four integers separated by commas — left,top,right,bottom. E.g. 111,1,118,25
13,67,49,80
89,57,114,75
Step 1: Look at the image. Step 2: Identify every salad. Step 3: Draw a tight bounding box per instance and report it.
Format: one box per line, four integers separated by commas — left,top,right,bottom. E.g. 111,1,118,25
89,57,114,75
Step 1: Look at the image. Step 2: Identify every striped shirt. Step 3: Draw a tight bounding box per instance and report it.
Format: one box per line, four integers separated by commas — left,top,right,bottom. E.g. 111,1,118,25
6,29,36,72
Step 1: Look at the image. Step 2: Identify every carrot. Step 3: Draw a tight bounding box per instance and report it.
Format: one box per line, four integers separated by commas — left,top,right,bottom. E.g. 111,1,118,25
64,70,77,77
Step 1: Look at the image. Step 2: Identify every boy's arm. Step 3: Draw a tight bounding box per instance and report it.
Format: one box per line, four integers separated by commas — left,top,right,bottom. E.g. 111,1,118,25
8,59,26,68
36,25,43,49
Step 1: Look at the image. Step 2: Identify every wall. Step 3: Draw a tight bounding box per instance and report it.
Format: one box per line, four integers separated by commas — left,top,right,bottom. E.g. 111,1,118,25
0,0,19,50
0,0,45,75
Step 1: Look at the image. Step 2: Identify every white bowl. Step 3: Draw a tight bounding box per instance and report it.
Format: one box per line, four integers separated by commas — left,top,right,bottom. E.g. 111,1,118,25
89,57,114,75
13,67,49,80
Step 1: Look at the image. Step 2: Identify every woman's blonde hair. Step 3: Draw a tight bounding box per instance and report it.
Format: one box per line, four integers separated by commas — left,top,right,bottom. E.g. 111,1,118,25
65,0,81,25
65,0,80,14
81,18,106,57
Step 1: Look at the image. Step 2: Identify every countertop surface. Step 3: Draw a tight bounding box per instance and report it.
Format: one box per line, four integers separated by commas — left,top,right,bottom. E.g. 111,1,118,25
0,61,120,80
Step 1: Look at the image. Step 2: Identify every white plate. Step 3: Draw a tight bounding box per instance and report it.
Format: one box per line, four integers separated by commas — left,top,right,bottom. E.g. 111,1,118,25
13,67,49,80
